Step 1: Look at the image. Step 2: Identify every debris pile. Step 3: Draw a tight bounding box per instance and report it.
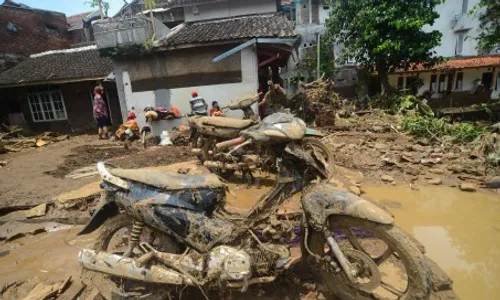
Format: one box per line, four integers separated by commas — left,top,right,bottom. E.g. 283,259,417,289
325,112,499,191
289,78,342,126
0,125,69,153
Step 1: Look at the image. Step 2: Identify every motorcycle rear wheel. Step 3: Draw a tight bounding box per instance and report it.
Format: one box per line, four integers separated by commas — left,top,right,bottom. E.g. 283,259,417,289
307,216,431,300
82,214,183,300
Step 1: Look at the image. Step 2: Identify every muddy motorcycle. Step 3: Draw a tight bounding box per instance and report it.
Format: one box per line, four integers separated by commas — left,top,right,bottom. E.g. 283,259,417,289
77,113,431,300
188,96,332,178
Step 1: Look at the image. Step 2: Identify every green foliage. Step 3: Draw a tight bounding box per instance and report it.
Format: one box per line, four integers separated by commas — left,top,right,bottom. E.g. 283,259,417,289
325,0,443,90
295,37,336,79
86,0,110,17
143,36,155,52
144,0,157,10
402,116,486,143
472,0,500,53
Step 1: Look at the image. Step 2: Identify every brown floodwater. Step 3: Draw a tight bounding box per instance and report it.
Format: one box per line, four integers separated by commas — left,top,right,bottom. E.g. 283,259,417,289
363,185,500,300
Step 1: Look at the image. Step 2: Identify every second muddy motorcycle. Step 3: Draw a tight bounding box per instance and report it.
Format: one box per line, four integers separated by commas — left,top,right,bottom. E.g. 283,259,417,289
188,95,332,178
78,113,431,300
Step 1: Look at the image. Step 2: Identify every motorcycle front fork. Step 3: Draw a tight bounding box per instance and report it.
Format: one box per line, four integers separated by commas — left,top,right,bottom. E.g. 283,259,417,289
323,230,359,284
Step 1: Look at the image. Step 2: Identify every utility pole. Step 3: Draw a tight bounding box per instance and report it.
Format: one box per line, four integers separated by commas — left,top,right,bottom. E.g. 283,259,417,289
317,32,321,79
308,0,312,24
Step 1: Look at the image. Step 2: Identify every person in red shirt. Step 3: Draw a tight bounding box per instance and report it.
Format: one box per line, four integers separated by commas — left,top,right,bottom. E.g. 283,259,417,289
209,101,224,116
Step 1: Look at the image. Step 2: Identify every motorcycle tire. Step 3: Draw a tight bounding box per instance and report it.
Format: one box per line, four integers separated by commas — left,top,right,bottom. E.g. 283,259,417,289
307,216,431,300
82,214,183,300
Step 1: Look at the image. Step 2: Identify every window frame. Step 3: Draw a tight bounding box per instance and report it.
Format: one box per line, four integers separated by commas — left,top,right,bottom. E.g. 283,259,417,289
496,73,500,91
28,90,67,123
430,74,438,92
456,34,465,56
455,72,464,90
397,77,405,90
438,74,447,93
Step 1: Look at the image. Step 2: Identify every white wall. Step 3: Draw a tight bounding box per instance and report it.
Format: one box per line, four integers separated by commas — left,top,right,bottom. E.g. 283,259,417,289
318,2,331,25
118,47,259,134
388,67,494,96
423,0,482,57
184,0,277,22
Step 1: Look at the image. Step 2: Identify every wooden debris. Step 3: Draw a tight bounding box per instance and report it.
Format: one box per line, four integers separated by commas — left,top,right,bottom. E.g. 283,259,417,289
21,282,60,300
24,203,47,218
58,276,72,294
57,281,86,300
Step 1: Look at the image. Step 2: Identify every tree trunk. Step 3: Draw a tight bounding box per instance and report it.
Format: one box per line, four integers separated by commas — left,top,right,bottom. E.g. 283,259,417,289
376,60,392,95
98,0,104,19
150,10,156,39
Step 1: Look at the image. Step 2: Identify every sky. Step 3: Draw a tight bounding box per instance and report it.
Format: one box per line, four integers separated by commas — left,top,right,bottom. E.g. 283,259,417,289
15,0,126,17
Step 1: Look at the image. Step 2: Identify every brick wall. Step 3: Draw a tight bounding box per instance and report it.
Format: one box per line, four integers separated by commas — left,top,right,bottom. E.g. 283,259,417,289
0,6,71,58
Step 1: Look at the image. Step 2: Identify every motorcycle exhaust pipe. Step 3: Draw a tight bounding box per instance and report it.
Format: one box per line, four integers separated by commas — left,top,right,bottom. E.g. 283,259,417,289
191,148,202,154
78,249,195,286
216,137,245,150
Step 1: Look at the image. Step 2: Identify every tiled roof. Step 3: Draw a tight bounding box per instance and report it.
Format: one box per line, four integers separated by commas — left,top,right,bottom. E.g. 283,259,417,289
163,13,297,46
395,55,500,73
0,46,113,86
67,11,94,31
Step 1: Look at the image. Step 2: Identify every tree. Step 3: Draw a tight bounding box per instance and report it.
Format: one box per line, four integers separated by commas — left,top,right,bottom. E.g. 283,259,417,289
325,0,443,93
86,0,110,19
474,0,500,53
144,0,157,39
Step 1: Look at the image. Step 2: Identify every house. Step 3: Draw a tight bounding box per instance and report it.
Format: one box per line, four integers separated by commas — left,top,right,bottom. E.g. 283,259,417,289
388,0,500,108
95,0,298,131
0,47,121,133
280,0,357,98
0,0,71,72
67,11,101,46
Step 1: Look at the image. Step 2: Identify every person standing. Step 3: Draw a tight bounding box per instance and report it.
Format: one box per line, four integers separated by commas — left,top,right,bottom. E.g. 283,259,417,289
259,80,287,117
93,86,111,139
189,91,208,115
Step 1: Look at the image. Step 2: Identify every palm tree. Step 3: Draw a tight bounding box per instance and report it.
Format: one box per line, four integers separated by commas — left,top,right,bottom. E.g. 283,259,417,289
144,0,157,39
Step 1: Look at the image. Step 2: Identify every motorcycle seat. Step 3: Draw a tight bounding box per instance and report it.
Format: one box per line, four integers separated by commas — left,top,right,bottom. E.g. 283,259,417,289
108,168,225,190
201,117,254,129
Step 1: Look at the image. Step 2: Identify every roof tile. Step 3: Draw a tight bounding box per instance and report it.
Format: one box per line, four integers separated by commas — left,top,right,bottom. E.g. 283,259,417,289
395,55,500,73
164,13,297,46
0,47,113,86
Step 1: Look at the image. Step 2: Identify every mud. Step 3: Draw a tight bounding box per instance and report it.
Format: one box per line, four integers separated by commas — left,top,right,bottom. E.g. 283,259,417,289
323,112,500,189
364,185,500,300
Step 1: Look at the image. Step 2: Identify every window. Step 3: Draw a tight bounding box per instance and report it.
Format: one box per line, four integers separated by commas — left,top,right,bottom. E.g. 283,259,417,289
462,0,468,14
28,90,67,122
455,72,464,90
397,77,405,90
482,72,493,89
430,74,437,92
438,74,447,92
496,73,500,91
456,34,464,55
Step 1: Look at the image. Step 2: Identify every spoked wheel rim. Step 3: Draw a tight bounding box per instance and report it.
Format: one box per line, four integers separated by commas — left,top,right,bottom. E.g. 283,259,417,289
83,215,182,300
308,217,430,300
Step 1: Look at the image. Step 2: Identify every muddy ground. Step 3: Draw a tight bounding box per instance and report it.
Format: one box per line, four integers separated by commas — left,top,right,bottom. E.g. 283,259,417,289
0,135,192,209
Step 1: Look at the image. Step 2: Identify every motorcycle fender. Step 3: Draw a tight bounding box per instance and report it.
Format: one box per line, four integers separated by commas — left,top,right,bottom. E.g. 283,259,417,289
302,184,393,231
305,128,324,137
77,201,118,235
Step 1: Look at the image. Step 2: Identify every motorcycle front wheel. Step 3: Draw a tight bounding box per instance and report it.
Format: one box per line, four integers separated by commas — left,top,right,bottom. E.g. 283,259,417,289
81,214,183,300
307,216,431,300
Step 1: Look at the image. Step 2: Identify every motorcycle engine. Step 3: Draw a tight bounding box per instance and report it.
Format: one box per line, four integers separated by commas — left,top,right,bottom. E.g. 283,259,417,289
207,246,251,281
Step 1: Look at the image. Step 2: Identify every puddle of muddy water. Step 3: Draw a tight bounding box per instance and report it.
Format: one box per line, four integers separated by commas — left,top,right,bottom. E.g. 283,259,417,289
363,185,500,300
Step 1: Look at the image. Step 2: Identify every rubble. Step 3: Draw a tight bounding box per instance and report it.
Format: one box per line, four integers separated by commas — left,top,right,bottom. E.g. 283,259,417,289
428,178,443,185
486,176,500,189
459,183,477,192
0,125,70,153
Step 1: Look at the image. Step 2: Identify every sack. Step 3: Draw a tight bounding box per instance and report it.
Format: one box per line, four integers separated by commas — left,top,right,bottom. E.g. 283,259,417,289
159,131,173,146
